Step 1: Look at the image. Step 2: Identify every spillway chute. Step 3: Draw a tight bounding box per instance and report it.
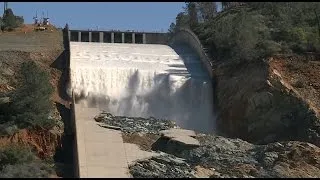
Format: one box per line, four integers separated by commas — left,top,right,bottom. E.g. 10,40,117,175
70,42,215,133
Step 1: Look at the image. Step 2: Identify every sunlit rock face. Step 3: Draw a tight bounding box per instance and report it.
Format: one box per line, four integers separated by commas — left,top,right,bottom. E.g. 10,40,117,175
70,42,215,133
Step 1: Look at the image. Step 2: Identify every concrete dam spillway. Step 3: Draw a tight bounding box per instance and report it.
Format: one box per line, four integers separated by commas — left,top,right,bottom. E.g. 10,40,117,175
70,42,215,133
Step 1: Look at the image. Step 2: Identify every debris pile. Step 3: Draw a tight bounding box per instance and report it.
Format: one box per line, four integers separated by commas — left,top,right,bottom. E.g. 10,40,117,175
96,111,320,178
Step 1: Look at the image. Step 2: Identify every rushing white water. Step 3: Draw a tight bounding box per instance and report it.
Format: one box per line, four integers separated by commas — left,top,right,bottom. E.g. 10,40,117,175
70,42,215,133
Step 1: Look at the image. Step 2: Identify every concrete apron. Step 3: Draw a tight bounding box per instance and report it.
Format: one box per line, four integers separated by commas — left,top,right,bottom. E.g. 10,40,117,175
74,103,159,178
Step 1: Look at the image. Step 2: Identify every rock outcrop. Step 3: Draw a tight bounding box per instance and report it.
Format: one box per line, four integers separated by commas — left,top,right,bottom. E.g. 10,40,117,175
214,54,320,145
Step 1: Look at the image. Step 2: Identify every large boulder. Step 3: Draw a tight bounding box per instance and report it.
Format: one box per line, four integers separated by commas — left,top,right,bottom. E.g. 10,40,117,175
152,129,200,156
159,128,200,147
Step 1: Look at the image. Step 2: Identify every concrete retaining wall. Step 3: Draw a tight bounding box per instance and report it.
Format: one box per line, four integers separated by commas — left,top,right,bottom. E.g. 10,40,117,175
71,93,79,178
64,26,80,178
169,28,213,78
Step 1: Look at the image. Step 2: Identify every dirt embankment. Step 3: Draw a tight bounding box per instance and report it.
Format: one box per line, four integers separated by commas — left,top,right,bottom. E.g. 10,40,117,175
215,54,320,145
0,25,68,158
0,128,62,159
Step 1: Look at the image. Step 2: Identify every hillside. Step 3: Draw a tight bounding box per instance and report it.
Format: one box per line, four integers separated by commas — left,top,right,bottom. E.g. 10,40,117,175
0,24,68,106
0,24,68,177
169,2,320,146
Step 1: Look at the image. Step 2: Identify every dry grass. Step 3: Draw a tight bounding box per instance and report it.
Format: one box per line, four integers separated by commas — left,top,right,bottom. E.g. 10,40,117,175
0,24,63,52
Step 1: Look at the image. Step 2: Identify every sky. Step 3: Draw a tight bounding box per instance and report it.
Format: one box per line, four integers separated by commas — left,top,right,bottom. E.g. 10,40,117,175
0,2,187,32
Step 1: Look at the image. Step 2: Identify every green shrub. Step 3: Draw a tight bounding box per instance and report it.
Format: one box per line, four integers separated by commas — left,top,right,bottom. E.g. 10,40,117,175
0,162,53,178
0,144,35,170
0,144,54,178
0,122,19,136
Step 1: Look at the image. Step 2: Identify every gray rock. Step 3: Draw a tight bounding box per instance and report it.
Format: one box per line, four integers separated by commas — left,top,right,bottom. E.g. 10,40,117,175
0,97,10,104
160,128,200,147
0,76,8,84
262,152,278,167
99,112,177,134
129,154,196,178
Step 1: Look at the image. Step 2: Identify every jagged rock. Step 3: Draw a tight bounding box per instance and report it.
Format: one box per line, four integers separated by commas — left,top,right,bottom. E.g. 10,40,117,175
152,153,187,166
129,153,196,178
261,152,279,167
193,165,216,178
99,112,177,134
132,133,320,178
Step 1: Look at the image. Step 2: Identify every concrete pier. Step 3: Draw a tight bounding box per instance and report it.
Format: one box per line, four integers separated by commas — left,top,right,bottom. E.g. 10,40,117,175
68,31,71,41
111,33,114,43
132,33,135,44
89,32,92,42
78,32,82,42
143,33,146,44
99,32,103,43
121,33,125,43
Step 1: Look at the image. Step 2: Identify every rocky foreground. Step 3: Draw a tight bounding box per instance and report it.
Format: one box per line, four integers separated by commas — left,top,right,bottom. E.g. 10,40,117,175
95,112,320,178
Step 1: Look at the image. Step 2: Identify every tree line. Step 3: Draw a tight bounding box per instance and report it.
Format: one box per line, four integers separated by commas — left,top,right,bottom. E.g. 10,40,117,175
169,2,320,62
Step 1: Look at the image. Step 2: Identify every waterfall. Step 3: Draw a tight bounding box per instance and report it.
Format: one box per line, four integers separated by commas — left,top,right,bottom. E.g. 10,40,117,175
70,42,215,133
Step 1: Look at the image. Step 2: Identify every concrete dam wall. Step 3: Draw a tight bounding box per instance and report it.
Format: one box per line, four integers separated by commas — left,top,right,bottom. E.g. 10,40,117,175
69,42,215,133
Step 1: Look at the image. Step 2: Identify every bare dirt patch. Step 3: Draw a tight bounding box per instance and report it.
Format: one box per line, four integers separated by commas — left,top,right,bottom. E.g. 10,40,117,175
0,128,62,159
269,55,320,117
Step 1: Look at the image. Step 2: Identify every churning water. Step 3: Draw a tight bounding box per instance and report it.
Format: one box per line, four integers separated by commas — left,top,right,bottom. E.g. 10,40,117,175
70,42,215,133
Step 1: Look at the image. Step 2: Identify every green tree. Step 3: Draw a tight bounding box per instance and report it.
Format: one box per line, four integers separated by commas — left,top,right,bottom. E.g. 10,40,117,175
15,16,24,27
221,2,231,10
1,8,24,31
175,12,189,29
186,2,198,28
170,2,320,63
10,61,55,129
168,22,176,34
2,9,17,30
196,2,217,22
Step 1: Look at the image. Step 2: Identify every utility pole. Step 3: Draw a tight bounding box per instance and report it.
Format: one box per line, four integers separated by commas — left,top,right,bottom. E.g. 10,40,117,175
3,2,8,15
315,8,320,41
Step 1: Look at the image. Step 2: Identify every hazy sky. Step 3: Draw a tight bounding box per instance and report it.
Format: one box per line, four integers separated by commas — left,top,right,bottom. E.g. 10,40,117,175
1,2,187,32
